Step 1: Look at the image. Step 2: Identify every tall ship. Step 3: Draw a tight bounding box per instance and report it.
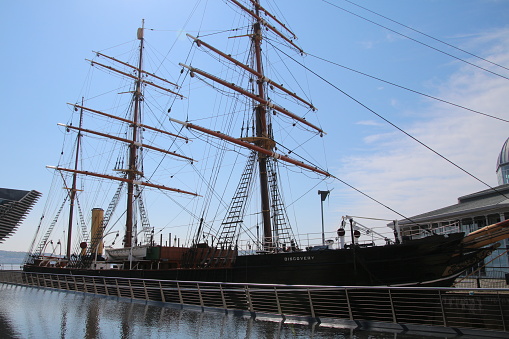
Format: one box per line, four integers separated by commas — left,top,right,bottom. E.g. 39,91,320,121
23,0,509,287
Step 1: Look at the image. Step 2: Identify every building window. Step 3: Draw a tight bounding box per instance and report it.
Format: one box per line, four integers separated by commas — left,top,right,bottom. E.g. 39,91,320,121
474,216,486,229
487,214,501,225
497,165,509,185
461,218,473,234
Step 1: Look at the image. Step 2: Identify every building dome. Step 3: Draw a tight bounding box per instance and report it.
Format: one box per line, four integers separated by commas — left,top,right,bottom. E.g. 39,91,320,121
496,137,509,185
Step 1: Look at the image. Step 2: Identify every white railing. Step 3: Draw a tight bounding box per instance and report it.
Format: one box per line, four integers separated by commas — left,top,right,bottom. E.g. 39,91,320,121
1,270,507,335
234,229,391,253
0,263,23,270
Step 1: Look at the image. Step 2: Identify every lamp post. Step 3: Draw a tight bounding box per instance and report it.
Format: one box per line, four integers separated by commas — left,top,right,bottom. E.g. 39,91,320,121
318,190,330,246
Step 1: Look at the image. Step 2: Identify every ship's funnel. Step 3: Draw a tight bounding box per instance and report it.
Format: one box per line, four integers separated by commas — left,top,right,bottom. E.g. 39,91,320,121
91,208,104,256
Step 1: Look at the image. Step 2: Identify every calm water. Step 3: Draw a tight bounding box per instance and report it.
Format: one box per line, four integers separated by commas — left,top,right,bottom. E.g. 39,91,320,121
0,283,437,338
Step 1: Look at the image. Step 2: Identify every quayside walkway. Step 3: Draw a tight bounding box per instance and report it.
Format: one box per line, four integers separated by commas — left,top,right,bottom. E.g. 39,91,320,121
1,270,508,338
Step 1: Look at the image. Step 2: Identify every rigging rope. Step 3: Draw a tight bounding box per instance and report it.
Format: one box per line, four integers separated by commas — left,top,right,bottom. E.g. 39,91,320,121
337,0,509,73
272,43,509,202
305,51,509,124
320,0,509,82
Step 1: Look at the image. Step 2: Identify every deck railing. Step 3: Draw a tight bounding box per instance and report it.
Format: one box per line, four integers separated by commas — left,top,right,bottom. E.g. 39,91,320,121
1,270,508,335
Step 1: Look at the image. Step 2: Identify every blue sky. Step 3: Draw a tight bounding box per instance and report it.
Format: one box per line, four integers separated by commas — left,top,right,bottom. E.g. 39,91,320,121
2,0,509,252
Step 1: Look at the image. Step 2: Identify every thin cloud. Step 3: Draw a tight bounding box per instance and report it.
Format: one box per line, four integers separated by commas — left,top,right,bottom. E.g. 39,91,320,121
334,27,509,228
355,120,384,126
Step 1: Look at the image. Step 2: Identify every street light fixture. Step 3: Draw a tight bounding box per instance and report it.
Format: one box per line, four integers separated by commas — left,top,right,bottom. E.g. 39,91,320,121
318,190,330,246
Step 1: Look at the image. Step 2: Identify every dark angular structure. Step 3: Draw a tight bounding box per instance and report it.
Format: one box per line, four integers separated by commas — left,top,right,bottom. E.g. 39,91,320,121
0,188,41,243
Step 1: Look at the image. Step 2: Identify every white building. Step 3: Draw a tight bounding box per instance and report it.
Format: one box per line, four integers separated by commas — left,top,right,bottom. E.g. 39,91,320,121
395,138,509,278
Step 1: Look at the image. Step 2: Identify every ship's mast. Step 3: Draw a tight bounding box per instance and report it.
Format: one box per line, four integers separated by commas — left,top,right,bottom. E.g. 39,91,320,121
178,0,328,252
125,20,145,248
181,0,326,251
48,21,196,264
251,0,273,250
66,98,84,259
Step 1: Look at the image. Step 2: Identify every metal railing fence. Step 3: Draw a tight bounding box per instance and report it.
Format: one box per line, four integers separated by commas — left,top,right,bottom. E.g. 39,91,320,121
0,270,508,334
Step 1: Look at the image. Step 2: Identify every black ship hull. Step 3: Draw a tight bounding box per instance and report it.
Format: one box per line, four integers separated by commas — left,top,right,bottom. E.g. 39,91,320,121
23,233,495,287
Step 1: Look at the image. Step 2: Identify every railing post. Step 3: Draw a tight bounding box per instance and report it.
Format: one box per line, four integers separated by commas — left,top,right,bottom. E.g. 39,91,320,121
159,281,166,303
388,289,397,323
345,288,353,321
103,278,109,296
143,280,148,300
274,287,282,315
245,286,254,313
197,283,204,308
128,279,134,299
307,288,316,319
438,290,447,327
220,284,227,311
177,282,184,305
115,279,121,297
497,292,507,332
